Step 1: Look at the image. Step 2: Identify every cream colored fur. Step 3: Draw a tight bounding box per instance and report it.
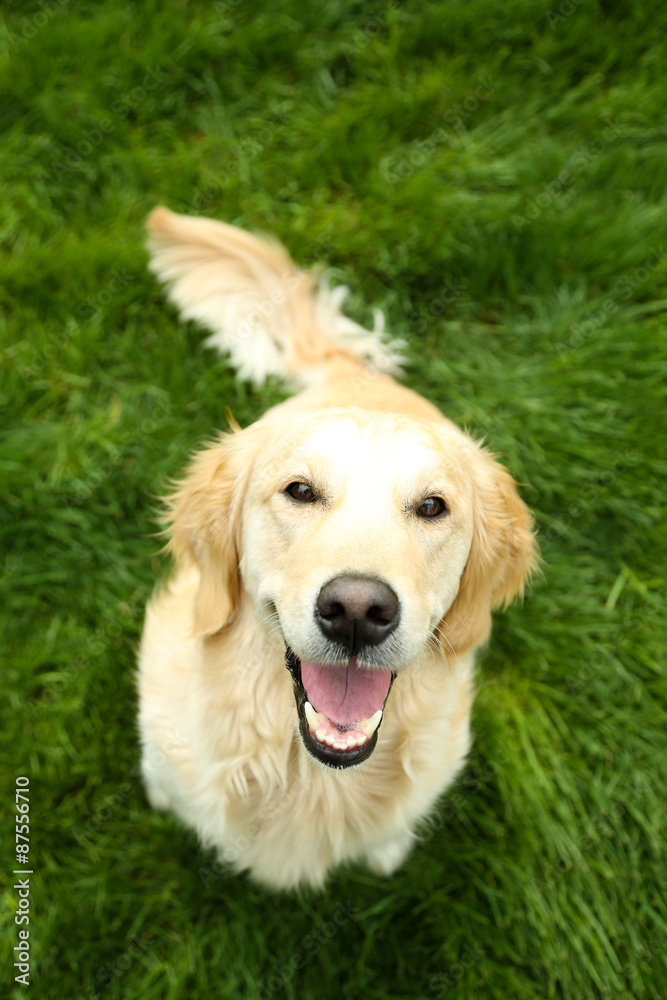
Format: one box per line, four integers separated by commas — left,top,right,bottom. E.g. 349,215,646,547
137,207,538,891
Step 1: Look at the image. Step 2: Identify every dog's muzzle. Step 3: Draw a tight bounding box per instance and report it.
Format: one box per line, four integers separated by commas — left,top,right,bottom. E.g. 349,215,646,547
285,647,396,770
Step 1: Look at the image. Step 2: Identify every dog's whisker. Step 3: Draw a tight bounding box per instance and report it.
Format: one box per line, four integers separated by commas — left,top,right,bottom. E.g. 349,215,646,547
434,621,457,661
257,610,281,627
424,635,438,663
253,610,282,635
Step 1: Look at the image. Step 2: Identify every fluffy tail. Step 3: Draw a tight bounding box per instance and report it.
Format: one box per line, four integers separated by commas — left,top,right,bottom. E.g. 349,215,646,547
146,207,403,387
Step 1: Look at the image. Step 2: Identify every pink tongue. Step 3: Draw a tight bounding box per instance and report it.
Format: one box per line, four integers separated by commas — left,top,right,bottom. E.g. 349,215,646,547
301,657,391,728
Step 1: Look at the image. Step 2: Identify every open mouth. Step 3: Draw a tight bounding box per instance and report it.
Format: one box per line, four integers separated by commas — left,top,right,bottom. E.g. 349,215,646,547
285,647,396,769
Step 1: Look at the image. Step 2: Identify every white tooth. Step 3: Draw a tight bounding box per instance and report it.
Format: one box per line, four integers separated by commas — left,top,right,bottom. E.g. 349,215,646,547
333,741,346,750
356,733,368,746
360,709,383,737
315,729,326,742
325,734,336,746
304,701,325,732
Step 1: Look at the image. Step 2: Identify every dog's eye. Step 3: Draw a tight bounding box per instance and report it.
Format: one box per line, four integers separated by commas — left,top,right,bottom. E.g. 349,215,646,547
416,496,448,518
285,482,317,503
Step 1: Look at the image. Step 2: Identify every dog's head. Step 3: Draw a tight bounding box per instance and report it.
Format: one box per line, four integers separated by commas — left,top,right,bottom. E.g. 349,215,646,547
168,408,537,769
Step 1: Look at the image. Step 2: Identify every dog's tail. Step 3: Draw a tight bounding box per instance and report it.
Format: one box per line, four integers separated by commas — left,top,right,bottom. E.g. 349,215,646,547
146,207,403,387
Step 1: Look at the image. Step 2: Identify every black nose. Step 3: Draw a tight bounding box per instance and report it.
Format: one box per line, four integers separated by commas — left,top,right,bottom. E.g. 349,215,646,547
316,576,399,653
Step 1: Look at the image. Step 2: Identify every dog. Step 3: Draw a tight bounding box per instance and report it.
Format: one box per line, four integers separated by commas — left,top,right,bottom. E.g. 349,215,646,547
137,207,538,890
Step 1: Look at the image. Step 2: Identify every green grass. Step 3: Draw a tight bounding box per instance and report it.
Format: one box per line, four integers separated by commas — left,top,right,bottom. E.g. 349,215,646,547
1,1,666,997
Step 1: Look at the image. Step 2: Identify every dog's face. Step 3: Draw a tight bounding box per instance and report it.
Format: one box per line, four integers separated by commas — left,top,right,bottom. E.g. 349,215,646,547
169,408,536,770
243,410,475,657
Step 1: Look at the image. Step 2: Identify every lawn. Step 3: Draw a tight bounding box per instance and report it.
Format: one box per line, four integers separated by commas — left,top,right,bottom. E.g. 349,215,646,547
1,1,666,998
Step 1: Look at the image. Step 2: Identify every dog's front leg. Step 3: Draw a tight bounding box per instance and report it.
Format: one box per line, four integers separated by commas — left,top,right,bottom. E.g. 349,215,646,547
364,830,416,877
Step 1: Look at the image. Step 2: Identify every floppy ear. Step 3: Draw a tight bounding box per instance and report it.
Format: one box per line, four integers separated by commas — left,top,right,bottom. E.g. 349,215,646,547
165,426,260,637
442,447,538,659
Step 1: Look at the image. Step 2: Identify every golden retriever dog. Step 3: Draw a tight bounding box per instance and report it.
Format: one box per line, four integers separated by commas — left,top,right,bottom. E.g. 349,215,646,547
138,207,538,891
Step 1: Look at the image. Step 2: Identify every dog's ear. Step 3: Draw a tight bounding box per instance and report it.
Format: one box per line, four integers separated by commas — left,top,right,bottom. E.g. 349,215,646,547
443,447,538,659
166,426,261,637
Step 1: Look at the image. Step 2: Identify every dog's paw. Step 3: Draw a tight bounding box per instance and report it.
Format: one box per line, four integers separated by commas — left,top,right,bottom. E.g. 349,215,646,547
365,833,414,877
